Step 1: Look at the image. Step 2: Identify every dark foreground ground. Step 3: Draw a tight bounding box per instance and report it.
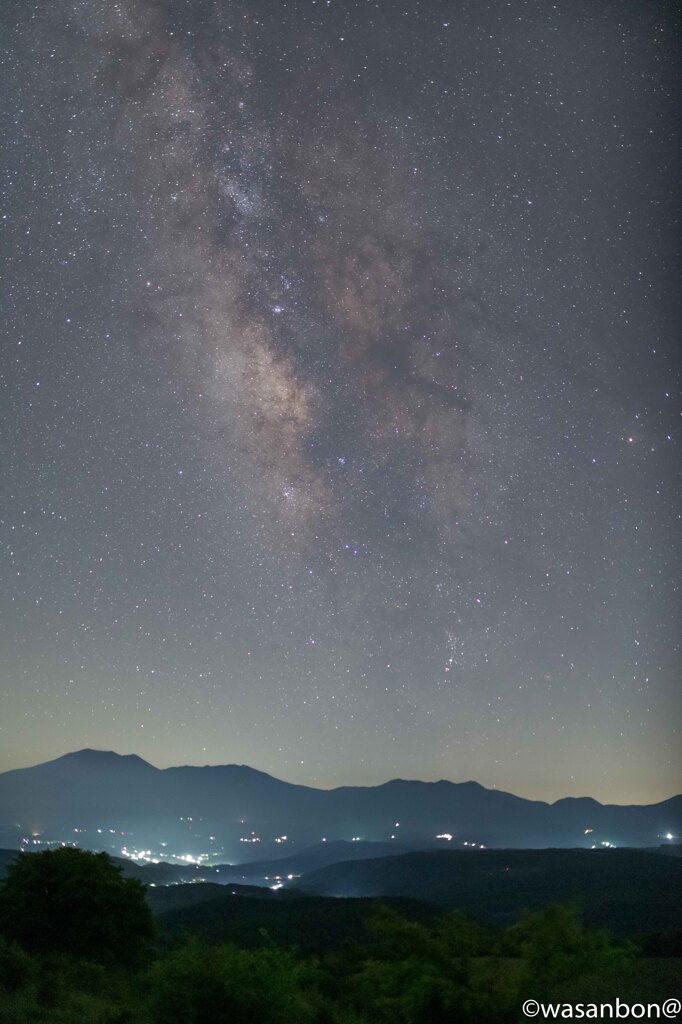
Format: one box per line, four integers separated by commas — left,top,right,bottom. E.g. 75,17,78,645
0,846,679,1022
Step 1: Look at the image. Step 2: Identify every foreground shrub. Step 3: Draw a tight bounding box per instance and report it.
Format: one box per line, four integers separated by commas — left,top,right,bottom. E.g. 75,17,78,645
503,904,630,996
148,940,317,1024
0,936,34,994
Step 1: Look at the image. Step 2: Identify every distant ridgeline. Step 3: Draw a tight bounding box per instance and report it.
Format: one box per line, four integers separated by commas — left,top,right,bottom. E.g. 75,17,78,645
0,749,679,865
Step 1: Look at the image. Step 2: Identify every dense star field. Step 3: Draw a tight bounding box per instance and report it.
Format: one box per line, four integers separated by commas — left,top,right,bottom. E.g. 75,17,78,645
1,0,679,802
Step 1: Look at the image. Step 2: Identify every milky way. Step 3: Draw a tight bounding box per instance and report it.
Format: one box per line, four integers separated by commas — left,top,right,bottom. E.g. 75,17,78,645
1,0,679,802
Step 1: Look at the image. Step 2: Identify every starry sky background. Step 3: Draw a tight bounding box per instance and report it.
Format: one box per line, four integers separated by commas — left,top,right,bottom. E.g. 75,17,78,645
1,0,680,803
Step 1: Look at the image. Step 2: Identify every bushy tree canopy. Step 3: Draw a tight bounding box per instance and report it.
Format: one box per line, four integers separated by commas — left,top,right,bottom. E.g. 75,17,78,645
148,942,317,1024
0,848,154,967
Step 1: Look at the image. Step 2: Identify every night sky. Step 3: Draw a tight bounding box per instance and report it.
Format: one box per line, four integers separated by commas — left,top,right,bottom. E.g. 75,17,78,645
2,0,680,804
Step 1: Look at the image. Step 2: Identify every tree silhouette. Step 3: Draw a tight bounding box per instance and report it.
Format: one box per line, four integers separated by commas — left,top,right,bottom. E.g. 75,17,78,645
503,904,628,997
148,941,317,1024
0,848,154,967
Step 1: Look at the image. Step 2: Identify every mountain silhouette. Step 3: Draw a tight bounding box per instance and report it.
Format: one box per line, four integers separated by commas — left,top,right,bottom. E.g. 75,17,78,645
0,749,679,860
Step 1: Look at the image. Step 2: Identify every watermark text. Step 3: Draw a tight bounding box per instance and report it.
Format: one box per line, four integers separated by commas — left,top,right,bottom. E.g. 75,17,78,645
522,997,680,1019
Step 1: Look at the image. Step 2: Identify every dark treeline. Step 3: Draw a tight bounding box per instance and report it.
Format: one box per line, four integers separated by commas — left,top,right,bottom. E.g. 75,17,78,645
0,849,678,1023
